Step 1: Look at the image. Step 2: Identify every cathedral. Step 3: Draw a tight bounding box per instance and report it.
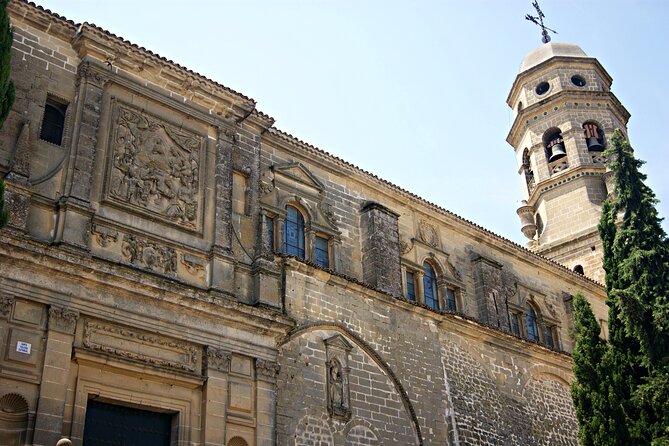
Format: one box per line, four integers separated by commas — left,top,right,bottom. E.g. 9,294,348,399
0,1,628,445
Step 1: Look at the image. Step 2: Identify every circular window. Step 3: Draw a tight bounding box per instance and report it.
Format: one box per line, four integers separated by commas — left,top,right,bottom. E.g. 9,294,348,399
535,82,550,96
571,75,587,87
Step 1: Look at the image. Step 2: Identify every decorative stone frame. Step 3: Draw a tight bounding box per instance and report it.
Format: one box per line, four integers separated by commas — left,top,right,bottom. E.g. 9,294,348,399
259,162,341,271
323,334,352,422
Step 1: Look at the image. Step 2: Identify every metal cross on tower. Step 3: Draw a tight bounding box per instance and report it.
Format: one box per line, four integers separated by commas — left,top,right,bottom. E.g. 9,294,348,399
525,1,558,44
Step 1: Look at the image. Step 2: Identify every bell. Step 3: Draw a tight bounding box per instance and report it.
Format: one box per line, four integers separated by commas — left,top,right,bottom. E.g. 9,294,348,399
586,136,604,152
548,142,567,163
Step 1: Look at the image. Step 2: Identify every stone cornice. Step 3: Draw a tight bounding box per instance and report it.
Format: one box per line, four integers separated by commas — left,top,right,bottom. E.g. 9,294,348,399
9,1,274,132
506,55,613,106
0,233,294,338
506,90,631,148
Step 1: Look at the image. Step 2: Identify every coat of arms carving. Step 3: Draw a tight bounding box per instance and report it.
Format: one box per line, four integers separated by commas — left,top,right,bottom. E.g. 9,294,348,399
107,104,203,229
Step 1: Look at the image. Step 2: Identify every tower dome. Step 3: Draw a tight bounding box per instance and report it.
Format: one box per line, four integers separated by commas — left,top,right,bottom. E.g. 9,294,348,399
519,42,588,73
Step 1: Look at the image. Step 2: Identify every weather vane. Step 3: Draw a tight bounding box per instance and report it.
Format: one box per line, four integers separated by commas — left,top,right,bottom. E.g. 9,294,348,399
525,1,558,44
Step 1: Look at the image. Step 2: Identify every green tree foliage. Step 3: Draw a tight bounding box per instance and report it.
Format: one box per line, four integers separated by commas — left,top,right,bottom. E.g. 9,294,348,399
572,129,669,445
571,293,612,446
0,0,14,228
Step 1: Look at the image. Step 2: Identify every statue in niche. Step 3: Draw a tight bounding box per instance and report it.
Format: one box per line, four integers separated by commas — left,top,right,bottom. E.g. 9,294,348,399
329,360,344,407
327,357,351,421
109,105,201,228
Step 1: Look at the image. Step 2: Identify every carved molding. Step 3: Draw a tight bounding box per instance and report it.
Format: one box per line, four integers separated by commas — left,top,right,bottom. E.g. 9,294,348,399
256,358,281,381
107,102,203,230
48,306,79,335
92,224,118,248
0,295,15,318
205,347,231,373
181,254,206,276
83,321,199,373
121,234,176,276
77,62,110,89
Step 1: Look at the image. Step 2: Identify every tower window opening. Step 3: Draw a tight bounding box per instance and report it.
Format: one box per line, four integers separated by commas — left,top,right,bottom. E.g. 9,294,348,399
544,129,566,164
571,75,587,87
535,81,550,96
583,123,605,152
517,101,524,112
574,265,584,275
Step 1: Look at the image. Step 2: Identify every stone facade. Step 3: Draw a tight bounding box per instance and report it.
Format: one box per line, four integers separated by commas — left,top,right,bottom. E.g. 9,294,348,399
0,2,612,445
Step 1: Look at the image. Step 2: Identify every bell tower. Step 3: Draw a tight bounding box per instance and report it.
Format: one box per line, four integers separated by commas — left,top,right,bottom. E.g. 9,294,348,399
506,42,630,283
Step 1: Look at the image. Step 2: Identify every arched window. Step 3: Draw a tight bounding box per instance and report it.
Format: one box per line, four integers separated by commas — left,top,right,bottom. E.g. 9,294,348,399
525,303,540,341
544,128,566,164
573,265,584,275
583,122,605,152
284,205,305,259
423,262,439,310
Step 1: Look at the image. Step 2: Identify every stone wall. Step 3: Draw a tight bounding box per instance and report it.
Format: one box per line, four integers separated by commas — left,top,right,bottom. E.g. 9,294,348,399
0,2,613,445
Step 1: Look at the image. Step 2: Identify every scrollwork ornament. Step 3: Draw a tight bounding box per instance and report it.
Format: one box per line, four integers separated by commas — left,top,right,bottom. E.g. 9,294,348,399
0,295,15,318
318,202,337,227
256,358,281,381
399,237,414,255
205,347,231,372
48,306,79,335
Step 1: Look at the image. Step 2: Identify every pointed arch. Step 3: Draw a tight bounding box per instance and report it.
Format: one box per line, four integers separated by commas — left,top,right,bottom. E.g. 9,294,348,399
280,322,423,446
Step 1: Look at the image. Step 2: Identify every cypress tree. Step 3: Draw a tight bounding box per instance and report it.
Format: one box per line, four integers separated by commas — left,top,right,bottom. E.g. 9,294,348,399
573,129,669,445
571,293,611,446
0,0,14,228
602,129,669,444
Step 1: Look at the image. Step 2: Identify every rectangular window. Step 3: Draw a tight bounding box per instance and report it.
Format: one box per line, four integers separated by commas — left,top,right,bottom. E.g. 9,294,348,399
545,327,554,348
406,271,416,301
510,313,521,336
446,288,457,311
40,96,68,146
546,326,559,349
314,236,329,269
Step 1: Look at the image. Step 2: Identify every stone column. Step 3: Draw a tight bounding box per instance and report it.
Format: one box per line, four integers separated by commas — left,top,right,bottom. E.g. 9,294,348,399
360,202,402,297
55,62,108,249
255,359,280,446
275,216,285,254
210,129,236,294
202,347,231,446
33,306,78,446
415,271,425,306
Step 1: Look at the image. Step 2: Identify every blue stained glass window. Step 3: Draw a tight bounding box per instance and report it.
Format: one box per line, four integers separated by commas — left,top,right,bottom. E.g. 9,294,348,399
525,304,540,341
545,326,555,348
284,205,305,259
315,236,329,269
511,313,521,336
423,263,438,310
446,288,457,311
406,271,416,301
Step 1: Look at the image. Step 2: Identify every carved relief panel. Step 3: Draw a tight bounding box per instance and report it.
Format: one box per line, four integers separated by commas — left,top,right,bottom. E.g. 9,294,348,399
104,102,205,231
90,223,208,287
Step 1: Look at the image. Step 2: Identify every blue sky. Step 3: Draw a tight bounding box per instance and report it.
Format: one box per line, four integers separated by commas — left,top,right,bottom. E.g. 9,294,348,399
35,0,669,245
